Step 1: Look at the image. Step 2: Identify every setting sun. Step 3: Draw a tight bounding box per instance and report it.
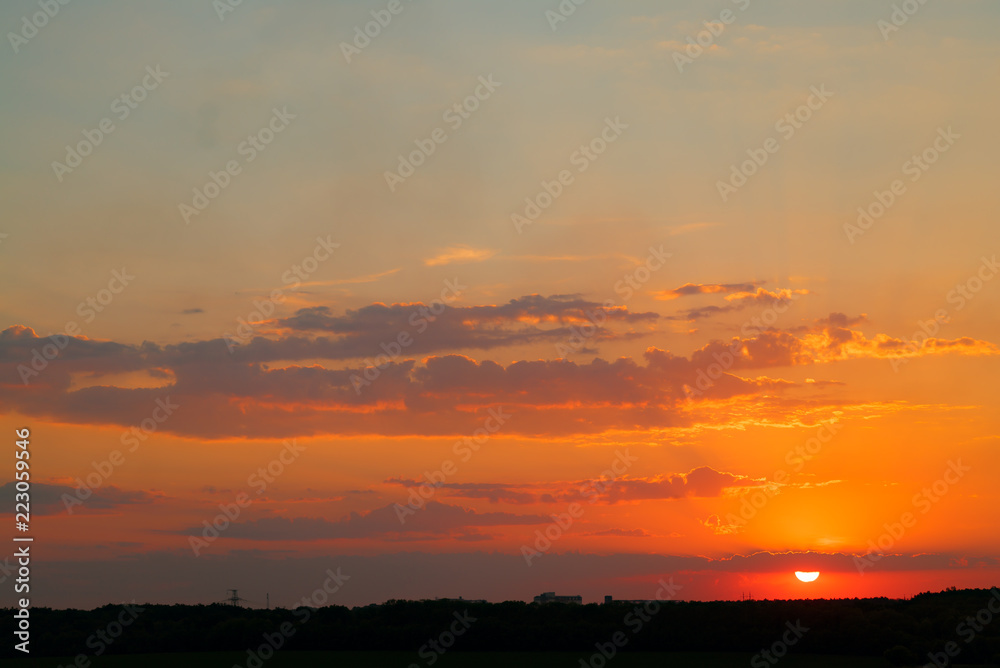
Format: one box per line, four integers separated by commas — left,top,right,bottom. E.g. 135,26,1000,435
795,572,821,583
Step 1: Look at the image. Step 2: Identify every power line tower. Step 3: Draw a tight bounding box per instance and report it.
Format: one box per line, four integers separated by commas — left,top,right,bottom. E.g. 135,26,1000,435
225,589,249,607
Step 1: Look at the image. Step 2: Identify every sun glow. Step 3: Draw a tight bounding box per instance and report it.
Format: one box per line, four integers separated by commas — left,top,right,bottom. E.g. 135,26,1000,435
795,571,820,583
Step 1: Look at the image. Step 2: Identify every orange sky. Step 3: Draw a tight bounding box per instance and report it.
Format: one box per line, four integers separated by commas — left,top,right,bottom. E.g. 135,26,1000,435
1,0,999,608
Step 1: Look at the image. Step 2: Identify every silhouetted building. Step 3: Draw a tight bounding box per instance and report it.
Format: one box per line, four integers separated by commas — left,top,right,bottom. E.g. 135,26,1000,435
534,592,582,604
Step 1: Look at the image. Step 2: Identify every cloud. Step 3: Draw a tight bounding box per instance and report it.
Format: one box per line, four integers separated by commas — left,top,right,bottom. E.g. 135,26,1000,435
424,246,496,267
601,467,765,503
815,312,868,328
506,254,635,263
0,481,160,515
687,313,999,370
585,528,652,537
295,268,403,289
270,295,659,359
653,282,762,301
666,287,809,321
0,310,994,440
386,466,765,506
179,501,548,541
804,378,846,387
386,480,540,505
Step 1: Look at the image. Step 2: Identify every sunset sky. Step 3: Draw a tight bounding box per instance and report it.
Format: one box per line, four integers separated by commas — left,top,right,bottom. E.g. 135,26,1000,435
1,0,999,609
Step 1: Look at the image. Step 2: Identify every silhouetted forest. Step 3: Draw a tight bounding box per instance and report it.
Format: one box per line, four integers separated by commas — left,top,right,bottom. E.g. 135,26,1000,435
4,588,999,665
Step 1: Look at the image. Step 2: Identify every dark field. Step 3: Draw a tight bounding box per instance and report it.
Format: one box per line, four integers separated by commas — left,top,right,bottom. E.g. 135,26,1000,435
5,589,999,667
0,651,915,668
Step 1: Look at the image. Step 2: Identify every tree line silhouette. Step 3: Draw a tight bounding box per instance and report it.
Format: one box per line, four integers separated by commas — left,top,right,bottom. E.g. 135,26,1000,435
3,587,999,664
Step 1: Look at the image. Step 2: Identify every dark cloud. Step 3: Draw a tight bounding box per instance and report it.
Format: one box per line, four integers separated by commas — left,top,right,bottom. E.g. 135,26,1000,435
816,313,868,328
666,288,808,322
269,295,659,360
0,481,159,515
0,327,776,439
0,310,993,440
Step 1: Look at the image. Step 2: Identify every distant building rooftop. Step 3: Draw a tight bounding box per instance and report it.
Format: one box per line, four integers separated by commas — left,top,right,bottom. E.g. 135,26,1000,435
534,592,583,604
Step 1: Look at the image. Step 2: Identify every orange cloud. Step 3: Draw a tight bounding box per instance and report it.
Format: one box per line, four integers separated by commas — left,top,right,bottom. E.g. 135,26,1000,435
423,245,497,266
653,282,761,301
388,466,766,506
